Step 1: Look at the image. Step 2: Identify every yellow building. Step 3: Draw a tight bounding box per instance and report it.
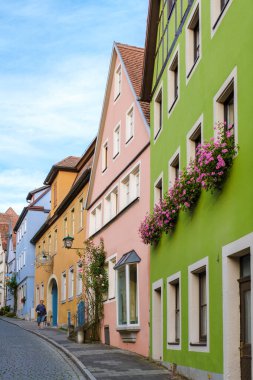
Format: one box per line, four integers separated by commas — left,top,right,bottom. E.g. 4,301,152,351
31,140,95,327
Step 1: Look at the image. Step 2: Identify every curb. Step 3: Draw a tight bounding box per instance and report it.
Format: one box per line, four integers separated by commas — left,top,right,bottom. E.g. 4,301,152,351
0,317,96,380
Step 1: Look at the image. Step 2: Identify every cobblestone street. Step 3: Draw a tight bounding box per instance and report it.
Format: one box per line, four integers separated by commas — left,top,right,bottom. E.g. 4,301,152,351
0,319,86,380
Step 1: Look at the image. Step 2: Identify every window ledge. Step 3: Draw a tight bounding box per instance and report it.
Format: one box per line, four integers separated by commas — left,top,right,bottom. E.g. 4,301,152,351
168,341,180,345
154,127,162,141
187,56,200,80
68,297,74,302
190,342,207,347
117,326,140,343
114,93,121,102
168,96,178,114
212,0,231,30
116,325,140,332
126,135,133,145
102,167,108,174
113,152,119,160
61,300,66,304
77,227,84,233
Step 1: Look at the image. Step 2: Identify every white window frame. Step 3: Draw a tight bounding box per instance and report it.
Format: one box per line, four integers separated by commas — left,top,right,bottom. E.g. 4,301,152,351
120,164,140,210
104,186,118,224
188,257,209,352
104,254,117,303
89,203,102,236
211,0,232,38
187,114,204,164
168,46,180,115
213,67,238,144
79,198,84,230
54,228,57,254
70,208,75,236
126,104,134,144
63,216,68,238
167,272,181,350
40,282,44,301
76,263,83,296
68,267,74,300
185,0,202,84
61,272,67,302
113,123,121,159
114,64,122,101
168,147,180,188
154,173,163,205
102,140,109,173
154,84,163,141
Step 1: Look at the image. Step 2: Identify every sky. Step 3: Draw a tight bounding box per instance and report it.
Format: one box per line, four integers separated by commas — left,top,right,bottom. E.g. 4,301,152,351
0,0,149,214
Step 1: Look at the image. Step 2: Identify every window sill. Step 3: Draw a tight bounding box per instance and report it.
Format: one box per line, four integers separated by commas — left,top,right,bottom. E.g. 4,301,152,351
102,167,108,174
114,93,121,102
77,227,84,234
190,342,207,347
154,127,162,141
212,0,231,30
117,325,140,343
187,56,200,80
168,95,178,114
168,341,180,345
116,325,140,332
61,300,66,304
113,152,119,160
68,297,74,302
125,135,133,145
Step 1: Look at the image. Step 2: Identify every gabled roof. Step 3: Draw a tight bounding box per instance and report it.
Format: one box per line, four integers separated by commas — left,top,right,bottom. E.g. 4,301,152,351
26,185,50,202
86,42,150,208
44,155,80,185
0,208,19,251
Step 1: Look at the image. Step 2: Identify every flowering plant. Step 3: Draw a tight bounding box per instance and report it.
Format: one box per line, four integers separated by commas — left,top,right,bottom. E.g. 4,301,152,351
139,212,162,245
195,123,238,192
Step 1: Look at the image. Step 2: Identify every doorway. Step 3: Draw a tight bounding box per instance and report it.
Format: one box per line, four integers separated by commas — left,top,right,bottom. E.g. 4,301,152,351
52,279,58,327
152,279,163,361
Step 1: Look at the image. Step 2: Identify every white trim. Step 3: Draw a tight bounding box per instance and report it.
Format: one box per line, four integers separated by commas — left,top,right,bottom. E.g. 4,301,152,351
168,147,180,189
113,122,121,160
154,172,163,206
125,103,135,145
188,257,209,353
168,45,180,117
114,63,122,103
222,233,253,380
154,83,163,143
186,114,204,164
101,138,109,173
152,279,163,361
211,0,233,39
213,66,238,145
167,271,181,350
185,0,202,85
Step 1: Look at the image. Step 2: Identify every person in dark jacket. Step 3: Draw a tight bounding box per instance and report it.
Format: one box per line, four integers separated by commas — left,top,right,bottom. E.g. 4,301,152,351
35,300,47,328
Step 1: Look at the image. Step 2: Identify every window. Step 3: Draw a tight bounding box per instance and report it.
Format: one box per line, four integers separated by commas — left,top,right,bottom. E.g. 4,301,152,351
40,283,44,300
104,187,118,224
24,219,27,233
114,65,122,100
126,106,134,143
54,229,57,254
79,199,84,229
169,150,180,188
48,235,52,255
186,3,201,80
90,204,102,235
211,0,231,32
63,217,68,237
121,165,140,209
70,208,75,236
68,267,74,299
187,115,203,163
53,182,57,208
154,175,163,205
61,272,67,301
168,49,179,113
113,124,120,158
167,272,181,349
214,68,237,143
117,264,138,326
154,88,163,139
36,286,40,306
102,141,108,172
76,263,82,296
188,257,209,352
104,256,116,301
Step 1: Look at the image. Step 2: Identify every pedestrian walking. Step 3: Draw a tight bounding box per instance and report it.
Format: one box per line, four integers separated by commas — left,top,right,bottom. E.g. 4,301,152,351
35,300,47,328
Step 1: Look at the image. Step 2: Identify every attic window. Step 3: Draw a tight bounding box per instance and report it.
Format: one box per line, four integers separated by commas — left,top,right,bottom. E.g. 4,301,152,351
114,65,122,100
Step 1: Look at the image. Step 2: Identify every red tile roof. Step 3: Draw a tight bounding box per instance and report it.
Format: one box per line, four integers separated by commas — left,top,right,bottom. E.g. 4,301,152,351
55,156,80,168
116,43,150,124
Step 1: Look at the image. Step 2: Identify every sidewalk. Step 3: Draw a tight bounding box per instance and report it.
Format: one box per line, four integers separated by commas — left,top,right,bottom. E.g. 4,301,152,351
0,317,177,380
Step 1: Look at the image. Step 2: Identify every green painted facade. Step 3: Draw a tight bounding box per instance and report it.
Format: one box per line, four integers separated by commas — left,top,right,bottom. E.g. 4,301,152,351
148,0,253,377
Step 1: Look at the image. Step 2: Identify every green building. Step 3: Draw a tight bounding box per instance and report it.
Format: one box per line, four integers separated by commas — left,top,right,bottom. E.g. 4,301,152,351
141,0,253,379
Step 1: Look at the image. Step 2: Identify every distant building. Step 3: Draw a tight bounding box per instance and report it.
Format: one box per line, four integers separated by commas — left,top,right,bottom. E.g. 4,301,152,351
14,186,50,320
0,208,19,309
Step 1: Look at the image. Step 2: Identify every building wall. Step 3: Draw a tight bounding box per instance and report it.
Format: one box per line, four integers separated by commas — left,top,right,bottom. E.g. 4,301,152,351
149,0,253,376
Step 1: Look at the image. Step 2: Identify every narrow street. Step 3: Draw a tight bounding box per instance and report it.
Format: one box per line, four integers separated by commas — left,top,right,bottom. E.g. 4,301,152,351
0,319,86,380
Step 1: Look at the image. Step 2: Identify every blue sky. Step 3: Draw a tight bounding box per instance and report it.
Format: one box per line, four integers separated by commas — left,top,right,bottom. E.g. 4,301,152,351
0,0,148,214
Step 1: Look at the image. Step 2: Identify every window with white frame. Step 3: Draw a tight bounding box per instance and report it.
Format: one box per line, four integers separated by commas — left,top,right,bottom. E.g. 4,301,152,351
117,263,138,326
40,283,44,300
61,272,66,301
48,235,52,255
70,208,75,236
188,258,209,351
105,256,116,301
36,286,40,306
154,88,163,139
126,107,134,143
121,165,140,209
104,187,118,224
79,198,84,229
23,251,26,267
90,204,102,235
187,116,203,164
186,3,201,79
169,151,180,188
214,69,237,142
76,263,82,296
154,175,163,205
102,141,108,172
211,0,231,31
24,218,27,233
168,50,179,113
63,217,68,237
68,267,74,299
114,65,122,100
54,229,57,254
113,124,120,158
167,273,181,347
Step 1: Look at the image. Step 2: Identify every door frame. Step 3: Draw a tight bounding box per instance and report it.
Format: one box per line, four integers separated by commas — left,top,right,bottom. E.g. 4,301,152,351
47,275,58,326
222,232,253,380
152,278,163,361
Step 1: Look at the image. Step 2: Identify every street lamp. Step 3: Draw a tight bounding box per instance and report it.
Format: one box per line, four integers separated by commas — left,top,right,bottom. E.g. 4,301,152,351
63,236,84,251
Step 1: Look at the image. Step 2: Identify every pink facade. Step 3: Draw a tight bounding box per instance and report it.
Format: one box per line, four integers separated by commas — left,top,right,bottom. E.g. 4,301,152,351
86,43,150,357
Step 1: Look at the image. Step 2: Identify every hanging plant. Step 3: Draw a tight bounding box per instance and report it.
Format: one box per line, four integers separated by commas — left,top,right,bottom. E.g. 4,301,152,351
139,212,162,245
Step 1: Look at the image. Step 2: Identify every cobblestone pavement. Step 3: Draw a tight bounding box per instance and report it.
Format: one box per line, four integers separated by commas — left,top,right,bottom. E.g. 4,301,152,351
1,317,177,380
0,318,86,380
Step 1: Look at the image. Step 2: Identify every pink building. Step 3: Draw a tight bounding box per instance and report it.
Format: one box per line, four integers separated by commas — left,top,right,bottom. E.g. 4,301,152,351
86,43,150,356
